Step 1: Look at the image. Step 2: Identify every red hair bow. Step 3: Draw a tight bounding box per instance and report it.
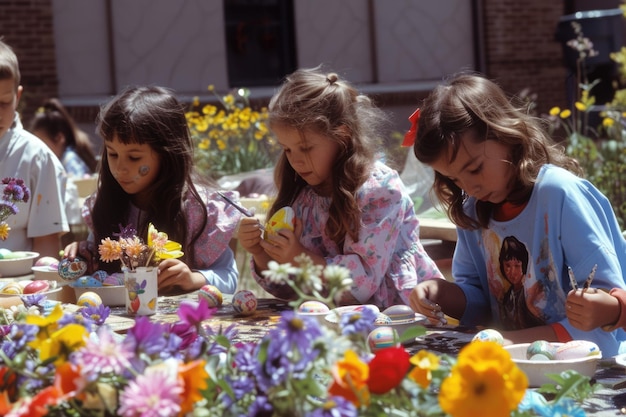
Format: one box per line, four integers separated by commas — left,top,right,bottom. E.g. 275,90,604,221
402,108,420,147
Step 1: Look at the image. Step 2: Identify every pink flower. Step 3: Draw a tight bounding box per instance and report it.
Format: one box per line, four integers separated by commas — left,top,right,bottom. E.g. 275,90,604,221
73,326,133,378
118,368,182,417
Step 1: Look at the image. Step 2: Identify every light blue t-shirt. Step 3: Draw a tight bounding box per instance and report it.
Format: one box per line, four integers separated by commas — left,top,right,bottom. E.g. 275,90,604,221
454,164,626,357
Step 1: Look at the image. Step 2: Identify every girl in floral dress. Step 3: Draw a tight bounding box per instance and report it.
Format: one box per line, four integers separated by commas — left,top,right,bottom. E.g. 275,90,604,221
238,67,444,308
63,86,241,295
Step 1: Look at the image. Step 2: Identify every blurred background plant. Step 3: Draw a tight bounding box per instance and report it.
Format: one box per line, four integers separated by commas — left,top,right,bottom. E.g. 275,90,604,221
185,86,281,180
544,17,626,230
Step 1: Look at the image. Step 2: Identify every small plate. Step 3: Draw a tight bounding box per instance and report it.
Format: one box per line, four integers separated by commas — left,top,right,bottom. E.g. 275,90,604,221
324,304,380,325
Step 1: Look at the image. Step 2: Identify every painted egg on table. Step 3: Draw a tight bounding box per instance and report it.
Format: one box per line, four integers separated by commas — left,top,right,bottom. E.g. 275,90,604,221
76,291,102,308
472,329,504,345
0,282,22,295
0,248,11,259
526,340,557,360
555,340,601,360
367,326,399,352
297,301,329,314
232,290,257,315
72,275,103,288
23,280,51,294
91,270,108,284
199,284,223,308
34,256,59,268
58,257,88,281
103,272,124,286
382,305,415,322
374,313,392,325
264,207,296,239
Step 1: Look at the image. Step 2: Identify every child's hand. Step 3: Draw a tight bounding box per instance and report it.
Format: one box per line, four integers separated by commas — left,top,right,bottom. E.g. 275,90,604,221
261,218,304,264
237,217,265,255
409,280,447,325
62,240,98,274
566,288,620,331
157,258,204,295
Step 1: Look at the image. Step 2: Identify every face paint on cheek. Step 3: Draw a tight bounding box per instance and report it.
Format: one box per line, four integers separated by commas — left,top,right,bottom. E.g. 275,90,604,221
138,165,150,176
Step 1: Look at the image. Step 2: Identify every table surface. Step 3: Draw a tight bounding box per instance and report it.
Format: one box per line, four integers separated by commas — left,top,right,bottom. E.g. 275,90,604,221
103,293,626,416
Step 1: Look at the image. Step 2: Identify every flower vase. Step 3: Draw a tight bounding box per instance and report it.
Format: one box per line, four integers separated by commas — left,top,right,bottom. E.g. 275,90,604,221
124,266,158,316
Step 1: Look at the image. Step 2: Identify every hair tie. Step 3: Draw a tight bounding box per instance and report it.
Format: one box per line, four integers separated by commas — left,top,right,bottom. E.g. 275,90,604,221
402,108,420,147
326,73,338,85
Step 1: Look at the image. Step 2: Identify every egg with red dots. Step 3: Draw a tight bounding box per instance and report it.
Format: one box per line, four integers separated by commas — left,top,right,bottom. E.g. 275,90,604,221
367,326,399,352
297,300,329,314
199,284,223,308
76,291,102,308
232,290,257,315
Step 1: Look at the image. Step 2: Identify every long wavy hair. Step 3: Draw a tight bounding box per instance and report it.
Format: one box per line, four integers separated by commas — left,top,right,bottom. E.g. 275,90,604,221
91,85,210,272
413,72,582,229
268,67,387,246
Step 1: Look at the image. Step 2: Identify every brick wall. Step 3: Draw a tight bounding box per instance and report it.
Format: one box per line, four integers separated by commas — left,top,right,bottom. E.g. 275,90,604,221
0,0,58,125
0,0,589,124
481,0,570,115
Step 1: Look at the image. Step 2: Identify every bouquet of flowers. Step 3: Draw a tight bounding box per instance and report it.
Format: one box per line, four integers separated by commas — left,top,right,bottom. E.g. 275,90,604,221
0,256,597,417
0,177,30,241
97,223,183,271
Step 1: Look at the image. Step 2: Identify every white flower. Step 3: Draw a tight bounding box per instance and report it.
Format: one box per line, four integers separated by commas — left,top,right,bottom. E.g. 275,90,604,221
261,260,298,284
323,264,353,290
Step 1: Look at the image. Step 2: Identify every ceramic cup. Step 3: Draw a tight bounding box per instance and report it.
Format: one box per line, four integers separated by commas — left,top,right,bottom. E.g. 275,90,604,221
124,266,158,316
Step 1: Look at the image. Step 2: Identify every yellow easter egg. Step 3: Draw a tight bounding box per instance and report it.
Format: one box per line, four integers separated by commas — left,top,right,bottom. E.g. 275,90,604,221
77,291,102,308
264,207,295,239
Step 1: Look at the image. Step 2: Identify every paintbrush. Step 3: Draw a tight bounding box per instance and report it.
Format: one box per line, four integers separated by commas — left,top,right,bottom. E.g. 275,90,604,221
567,266,578,290
583,264,597,292
217,191,265,230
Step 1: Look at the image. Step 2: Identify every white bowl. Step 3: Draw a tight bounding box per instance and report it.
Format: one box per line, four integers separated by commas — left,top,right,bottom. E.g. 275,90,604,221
31,265,62,281
324,304,381,327
504,343,601,387
375,313,429,339
0,252,39,277
72,285,125,307
0,280,63,301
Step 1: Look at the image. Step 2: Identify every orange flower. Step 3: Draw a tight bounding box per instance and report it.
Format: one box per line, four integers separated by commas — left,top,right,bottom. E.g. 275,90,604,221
367,346,410,394
328,350,370,407
408,350,440,388
178,359,209,415
98,237,122,262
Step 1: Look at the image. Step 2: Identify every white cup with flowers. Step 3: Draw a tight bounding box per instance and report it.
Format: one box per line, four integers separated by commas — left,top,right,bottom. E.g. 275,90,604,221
98,223,183,316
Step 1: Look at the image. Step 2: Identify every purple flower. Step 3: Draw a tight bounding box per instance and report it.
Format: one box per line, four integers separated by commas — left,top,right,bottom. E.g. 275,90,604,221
118,368,182,417
309,397,358,417
1,323,37,359
2,177,29,203
248,395,273,417
339,306,377,336
124,317,168,357
114,223,138,239
80,304,111,325
20,293,45,308
177,297,215,329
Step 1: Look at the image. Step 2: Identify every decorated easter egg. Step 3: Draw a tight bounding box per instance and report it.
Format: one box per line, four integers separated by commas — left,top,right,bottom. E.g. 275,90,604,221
58,257,88,281
34,256,59,268
199,284,224,308
297,301,330,314
103,272,124,286
0,282,22,295
0,248,11,259
264,207,296,239
555,340,601,360
91,270,108,283
374,313,392,325
367,326,399,352
76,291,102,308
72,275,103,288
23,280,51,294
472,329,504,345
382,305,415,322
526,340,557,360
232,290,257,315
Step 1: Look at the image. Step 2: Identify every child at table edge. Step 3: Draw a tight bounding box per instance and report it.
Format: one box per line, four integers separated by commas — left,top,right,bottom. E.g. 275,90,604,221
63,86,241,295
237,66,445,309
407,72,626,357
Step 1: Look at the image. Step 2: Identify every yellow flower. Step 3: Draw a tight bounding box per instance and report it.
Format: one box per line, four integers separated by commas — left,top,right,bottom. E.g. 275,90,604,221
0,222,9,240
560,109,572,119
549,106,561,116
27,303,64,340
603,117,615,128
30,323,88,365
199,139,210,150
438,341,527,417
148,223,183,260
408,350,439,388
575,101,587,111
